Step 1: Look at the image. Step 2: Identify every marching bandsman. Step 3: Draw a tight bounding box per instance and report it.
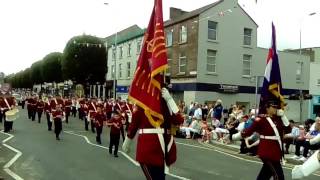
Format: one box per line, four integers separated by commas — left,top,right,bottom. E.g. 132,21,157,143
64,97,72,124
122,88,184,179
44,96,53,131
1,95,18,132
94,106,106,144
0,97,4,123
231,100,289,180
36,98,44,123
78,98,85,120
107,110,123,157
87,98,97,133
104,99,113,120
26,95,34,120
71,97,77,118
31,96,37,121
51,104,64,140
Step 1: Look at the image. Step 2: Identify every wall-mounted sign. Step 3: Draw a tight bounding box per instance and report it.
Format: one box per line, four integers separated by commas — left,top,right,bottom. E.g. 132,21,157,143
218,84,239,93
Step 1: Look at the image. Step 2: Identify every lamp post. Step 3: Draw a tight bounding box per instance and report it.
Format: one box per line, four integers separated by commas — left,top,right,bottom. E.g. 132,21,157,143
298,12,316,122
251,75,263,116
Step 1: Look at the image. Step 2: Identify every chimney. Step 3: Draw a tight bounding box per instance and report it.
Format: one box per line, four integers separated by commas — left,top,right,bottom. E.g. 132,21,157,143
169,7,188,20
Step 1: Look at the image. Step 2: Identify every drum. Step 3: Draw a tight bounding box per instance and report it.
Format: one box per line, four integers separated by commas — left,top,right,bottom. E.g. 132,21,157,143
5,108,19,121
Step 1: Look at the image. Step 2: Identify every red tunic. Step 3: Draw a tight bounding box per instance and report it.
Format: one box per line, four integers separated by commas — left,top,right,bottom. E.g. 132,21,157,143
94,112,105,128
52,110,64,121
36,101,44,113
127,105,184,167
108,117,122,134
87,102,97,119
64,99,72,113
241,115,285,162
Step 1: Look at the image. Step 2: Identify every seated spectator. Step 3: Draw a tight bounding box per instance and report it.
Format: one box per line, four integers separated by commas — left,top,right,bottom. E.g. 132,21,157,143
180,118,201,139
291,117,320,161
200,120,212,143
283,120,299,154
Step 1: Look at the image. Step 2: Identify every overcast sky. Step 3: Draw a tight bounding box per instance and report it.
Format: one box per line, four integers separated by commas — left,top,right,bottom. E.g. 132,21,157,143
0,0,319,75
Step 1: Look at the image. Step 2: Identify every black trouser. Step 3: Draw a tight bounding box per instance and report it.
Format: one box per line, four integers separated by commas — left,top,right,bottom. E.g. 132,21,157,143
3,111,12,132
37,111,42,123
71,107,77,117
0,111,3,123
21,101,25,109
109,133,120,155
295,140,320,157
256,159,284,180
120,126,125,142
90,120,95,133
27,108,32,119
96,126,103,144
140,163,165,180
31,109,36,121
240,139,248,154
84,117,89,131
65,111,70,123
79,109,83,120
54,119,62,139
46,112,52,131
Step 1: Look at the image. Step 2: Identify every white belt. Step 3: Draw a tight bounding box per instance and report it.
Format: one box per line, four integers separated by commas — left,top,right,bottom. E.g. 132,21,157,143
260,135,280,140
139,128,164,134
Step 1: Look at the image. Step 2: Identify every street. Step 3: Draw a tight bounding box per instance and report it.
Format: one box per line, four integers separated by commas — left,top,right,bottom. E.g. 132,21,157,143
0,108,319,180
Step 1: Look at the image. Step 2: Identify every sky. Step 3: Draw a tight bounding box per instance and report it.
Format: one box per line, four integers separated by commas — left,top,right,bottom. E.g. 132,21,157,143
0,0,319,75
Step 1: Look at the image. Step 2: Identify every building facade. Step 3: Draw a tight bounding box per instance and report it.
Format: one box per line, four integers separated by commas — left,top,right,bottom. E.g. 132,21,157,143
164,0,310,121
105,25,144,100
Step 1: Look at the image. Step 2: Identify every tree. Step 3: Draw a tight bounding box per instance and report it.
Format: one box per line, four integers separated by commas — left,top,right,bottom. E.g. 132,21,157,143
30,60,44,84
62,35,107,84
41,52,63,83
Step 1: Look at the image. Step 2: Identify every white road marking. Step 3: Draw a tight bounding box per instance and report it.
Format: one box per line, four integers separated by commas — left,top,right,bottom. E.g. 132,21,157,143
0,131,24,180
176,141,320,177
64,130,191,180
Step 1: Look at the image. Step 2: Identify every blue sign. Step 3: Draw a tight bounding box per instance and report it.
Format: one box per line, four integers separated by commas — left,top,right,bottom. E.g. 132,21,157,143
116,86,129,93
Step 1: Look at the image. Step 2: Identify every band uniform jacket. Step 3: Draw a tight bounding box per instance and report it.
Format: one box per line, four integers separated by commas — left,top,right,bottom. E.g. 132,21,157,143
94,112,105,128
52,110,64,121
36,101,44,113
44,101,51,113
241,115,285,162
64,99,72,114
127,105,184,167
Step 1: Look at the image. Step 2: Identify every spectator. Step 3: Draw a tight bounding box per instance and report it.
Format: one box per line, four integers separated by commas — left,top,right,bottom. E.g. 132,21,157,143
193,103,202,120
213,99,223,121
283,120,299,154
180,118,201,139
291,117,320,161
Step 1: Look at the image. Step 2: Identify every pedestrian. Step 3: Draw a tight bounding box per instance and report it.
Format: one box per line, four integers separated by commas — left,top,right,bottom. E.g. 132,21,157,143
36,98,44,123
107,111,122,157
122,88,184,179
94,106,106,144
44,96,52,131
64,97,72,124
71,97,77,117
232,100,289,180
52,104,64,140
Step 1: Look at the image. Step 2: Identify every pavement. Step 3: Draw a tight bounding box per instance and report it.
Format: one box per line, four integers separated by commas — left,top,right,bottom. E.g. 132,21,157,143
0,108,319,180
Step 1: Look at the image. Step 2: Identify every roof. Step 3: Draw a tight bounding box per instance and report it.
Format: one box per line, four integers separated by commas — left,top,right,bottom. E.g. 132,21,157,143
164,0,223,27
104,25,145,47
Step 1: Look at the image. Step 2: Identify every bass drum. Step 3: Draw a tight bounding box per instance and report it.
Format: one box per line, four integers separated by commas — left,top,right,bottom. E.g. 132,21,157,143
5,108,19,121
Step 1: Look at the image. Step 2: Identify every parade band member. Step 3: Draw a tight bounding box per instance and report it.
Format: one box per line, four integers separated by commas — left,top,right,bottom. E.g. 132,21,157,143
2,96,18,132
232,100,289,180
122,88,184,179
64,97,72,124
94,106,106,144
107,111,122,157
52,105,64,140
71,98,77,117
36,99,44,123
44,97,52,131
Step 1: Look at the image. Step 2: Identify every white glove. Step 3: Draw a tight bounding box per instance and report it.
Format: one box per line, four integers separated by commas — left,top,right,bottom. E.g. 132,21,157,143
277,109,289,126
122,137,132,153
292,150,320,179
232,132,242,141
161,88,179,114
310,134,320,145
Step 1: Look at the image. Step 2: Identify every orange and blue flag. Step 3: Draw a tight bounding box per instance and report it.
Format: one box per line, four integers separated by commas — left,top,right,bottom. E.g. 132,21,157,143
259,23,285,114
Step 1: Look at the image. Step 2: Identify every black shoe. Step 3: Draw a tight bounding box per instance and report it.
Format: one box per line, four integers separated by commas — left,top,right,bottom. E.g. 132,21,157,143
56,137,60,140
114,154,118,158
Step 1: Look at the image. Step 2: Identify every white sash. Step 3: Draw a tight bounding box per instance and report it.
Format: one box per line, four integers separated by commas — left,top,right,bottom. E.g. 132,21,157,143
91,102,97,112
4,98,11,110
266,117,285,165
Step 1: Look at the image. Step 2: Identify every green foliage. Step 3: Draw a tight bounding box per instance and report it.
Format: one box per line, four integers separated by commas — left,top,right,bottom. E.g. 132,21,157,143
62,35,107,84
30,60,44,84
41,52,63,83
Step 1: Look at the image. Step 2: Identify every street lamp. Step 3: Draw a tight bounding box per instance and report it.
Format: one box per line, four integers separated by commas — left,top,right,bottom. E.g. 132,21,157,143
298,12,316,122
104,2,117,99
251,75,264,116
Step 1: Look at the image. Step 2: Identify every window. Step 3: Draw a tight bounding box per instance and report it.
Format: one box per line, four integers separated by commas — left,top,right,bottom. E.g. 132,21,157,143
167,51,172,75
243,28,252,46
128,43,131,57
119,46,123,59
166,29,173,47
179,53,187,73
207,50,217,73
179,25,187,43
111,65,115,78
208,21,218,40
119,64,122,78
137,41,141,54
296,62,303,82
127,62,131,78
317,79,320,86
242,54,251,76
